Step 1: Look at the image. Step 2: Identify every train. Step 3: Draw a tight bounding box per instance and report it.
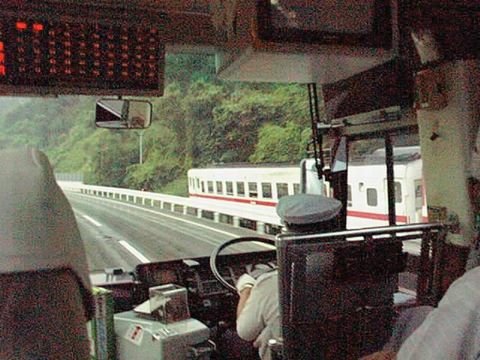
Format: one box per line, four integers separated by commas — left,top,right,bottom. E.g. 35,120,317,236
187,146,427,229
346,147,427,228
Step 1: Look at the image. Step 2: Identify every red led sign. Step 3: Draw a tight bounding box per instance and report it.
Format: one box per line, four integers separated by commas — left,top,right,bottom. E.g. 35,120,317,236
32,23,44,32
0,17,164,95
15,21,27,30
0,37,4,76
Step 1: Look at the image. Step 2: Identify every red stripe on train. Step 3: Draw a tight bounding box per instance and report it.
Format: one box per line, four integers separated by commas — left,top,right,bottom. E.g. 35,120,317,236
190,193,277,207
190,193,414,223
347,210,408,223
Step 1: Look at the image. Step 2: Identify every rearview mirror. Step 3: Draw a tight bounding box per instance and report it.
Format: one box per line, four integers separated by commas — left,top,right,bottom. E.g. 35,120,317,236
95,99,152,129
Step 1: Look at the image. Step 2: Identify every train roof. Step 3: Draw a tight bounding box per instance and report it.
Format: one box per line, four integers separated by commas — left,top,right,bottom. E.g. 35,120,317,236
189,162,300,170
189,146,421,171
351,146,421,165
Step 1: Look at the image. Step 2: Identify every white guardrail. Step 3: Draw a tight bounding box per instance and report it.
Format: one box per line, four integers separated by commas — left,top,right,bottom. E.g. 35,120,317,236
58,181,283,235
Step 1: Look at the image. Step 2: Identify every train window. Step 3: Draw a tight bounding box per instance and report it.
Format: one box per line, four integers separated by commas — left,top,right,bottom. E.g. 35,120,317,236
216,181,223,195
201,181,205,193
359,182,365,192
348,185,352,207
415,180,423,210
226,181,234,196
237,182,245,197
293,183,300,195
262,183,272,198
249,182,258,198
196,178,200,189
277,183,289,198
395,181,402,203
367,188,378,206
207,181,214,194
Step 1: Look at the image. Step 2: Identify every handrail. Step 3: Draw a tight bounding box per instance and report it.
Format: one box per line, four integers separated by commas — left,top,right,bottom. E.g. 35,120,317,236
277,222,446,243
277,222,449,307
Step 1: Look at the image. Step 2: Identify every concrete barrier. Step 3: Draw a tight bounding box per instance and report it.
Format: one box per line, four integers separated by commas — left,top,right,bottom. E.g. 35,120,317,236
58,181,283,235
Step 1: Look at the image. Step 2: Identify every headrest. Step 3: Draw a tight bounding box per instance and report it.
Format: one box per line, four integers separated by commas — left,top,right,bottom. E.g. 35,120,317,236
276,194,342,225
0,148,92,318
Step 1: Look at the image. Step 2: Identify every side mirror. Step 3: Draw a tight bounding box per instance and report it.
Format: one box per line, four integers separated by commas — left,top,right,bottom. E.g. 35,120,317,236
95,99,152,129
330,136,347,173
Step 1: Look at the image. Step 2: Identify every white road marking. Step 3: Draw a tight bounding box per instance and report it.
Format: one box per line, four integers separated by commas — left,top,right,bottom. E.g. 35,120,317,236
119,240,150,264
73,209,103,227
70,193,275,250
82,215,102,227
73,207,151,264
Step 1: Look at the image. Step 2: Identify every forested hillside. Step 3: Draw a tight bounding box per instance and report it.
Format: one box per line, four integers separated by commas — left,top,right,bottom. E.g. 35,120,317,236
0,54,316,196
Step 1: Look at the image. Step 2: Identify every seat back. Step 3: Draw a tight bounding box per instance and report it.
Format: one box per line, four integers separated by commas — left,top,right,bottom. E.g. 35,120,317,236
0,147,92,299
0,148,93,359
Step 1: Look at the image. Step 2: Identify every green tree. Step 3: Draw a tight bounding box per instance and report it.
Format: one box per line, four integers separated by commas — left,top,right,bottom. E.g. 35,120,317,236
183,79,226,167
249,122,310,163
212,89,282,162
165,54,216,90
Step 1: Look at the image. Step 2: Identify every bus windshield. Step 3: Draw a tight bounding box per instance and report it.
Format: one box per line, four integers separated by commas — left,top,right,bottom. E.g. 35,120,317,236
0,53,423,272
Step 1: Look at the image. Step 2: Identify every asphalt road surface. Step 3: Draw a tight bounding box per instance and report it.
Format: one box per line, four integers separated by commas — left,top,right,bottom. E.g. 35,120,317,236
66,192,274,272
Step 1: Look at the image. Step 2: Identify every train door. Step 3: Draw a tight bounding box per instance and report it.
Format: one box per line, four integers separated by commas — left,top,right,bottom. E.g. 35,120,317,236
328,125,421,232
399,152,425,225
347,165,389,229
346,138,389,229
414,179,425,223
383,178,406,224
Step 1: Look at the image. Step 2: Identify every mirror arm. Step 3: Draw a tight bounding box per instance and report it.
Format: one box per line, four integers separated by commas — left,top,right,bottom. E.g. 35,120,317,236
307,83,325,180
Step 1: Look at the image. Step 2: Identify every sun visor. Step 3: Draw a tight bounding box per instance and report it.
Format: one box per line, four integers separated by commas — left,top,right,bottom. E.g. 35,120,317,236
322,59,414,121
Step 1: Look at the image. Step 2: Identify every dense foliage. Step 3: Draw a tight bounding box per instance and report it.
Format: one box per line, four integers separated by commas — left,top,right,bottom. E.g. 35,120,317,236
0,54,315,196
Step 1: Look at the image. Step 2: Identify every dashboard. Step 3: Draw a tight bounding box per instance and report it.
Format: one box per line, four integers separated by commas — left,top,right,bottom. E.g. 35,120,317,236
111,250,279,326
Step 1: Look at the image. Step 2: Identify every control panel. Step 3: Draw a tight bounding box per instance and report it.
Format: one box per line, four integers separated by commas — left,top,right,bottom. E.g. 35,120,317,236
135,250,277,325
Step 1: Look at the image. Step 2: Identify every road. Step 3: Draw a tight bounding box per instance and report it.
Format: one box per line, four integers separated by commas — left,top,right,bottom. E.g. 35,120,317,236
66,192,274,272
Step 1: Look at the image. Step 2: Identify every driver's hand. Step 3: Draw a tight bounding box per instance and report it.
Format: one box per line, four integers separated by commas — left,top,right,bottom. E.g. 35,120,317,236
236,274,256,294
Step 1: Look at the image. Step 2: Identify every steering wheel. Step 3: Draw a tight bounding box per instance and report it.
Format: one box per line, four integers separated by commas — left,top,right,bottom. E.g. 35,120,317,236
210,237,276,293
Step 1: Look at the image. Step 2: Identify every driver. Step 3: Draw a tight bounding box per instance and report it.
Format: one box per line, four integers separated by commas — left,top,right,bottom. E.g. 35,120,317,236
235,194,342,360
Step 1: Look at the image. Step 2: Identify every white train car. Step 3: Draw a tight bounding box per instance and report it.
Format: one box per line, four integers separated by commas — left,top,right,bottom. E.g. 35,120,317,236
347,156,426,229
188,162,324,207
187,147,427,230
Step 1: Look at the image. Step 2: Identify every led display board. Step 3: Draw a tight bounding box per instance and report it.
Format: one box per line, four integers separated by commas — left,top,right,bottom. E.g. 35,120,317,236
0,4,165,96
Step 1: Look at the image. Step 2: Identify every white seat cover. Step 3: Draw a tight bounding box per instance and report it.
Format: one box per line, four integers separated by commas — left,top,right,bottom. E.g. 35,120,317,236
0,147,91,306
